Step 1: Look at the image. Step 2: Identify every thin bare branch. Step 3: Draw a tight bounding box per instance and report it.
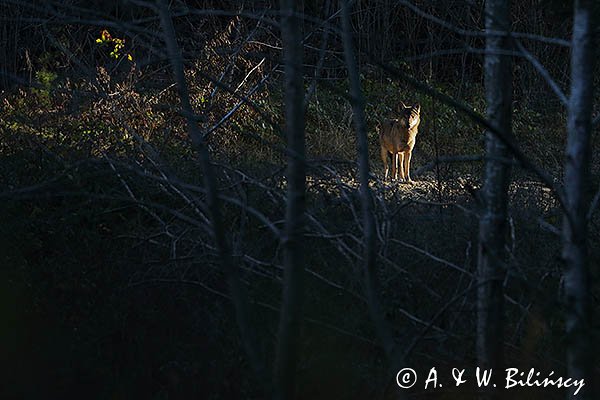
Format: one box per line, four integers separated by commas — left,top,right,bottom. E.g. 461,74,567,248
156,0,267,383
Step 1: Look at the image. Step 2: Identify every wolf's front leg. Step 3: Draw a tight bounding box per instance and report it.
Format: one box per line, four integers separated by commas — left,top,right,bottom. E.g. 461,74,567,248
404,150,414,183
398,152,405,181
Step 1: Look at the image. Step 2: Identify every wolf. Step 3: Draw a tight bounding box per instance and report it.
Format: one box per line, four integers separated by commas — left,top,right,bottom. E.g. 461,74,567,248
379,102,421,182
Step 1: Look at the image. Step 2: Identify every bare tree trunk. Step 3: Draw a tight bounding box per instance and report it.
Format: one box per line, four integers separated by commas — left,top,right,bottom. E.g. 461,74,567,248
156,0,267,387
477,0,512,392
273,0,306,399
340,0,397,362
562,1,594,398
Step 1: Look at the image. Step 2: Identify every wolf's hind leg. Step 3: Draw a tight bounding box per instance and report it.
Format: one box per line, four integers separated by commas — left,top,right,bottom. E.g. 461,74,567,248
380,146,390,180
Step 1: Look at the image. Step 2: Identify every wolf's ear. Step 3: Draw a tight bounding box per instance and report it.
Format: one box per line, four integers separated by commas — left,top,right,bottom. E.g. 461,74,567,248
414,103,421,114
399,101,408,110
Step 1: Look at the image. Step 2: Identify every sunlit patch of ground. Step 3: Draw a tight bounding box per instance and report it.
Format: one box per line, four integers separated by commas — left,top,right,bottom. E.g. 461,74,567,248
306,167,476,203
302,164,560,226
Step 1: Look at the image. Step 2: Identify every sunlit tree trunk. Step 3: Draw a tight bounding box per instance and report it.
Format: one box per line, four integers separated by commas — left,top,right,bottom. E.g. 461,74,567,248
562,1,594,398
477,0,512,394
273,0,306,399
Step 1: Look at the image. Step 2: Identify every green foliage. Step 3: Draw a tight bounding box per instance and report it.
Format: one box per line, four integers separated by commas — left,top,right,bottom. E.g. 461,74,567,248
35,69,58,88
95,29,133,61
31,69,58,106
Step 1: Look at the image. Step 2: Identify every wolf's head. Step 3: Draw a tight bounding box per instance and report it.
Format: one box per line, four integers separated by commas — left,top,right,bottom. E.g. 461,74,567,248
397,102,421,130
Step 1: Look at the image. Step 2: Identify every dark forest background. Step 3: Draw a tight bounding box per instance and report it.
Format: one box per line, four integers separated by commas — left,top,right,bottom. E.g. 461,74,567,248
1,0,599,399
